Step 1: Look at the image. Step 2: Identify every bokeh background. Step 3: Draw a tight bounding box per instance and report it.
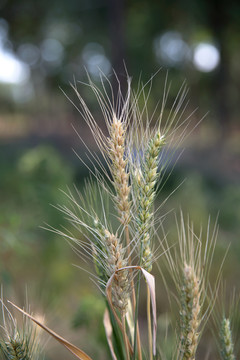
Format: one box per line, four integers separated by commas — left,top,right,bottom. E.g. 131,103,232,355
0,0,240,359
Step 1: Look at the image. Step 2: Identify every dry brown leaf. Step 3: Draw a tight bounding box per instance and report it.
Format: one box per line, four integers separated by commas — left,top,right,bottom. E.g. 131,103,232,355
8,301,93,360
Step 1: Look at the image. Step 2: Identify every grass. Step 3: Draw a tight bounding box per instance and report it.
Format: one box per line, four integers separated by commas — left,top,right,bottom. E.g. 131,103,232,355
0,72,239,360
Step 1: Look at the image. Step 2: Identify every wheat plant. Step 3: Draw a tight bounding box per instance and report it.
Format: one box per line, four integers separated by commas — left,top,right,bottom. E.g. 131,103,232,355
2,72,238,360
0,299,42,360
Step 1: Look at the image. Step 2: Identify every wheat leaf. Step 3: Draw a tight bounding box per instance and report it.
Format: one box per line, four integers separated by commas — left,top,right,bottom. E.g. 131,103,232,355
140,268,157,356
8,301,93,360
103,309,118,360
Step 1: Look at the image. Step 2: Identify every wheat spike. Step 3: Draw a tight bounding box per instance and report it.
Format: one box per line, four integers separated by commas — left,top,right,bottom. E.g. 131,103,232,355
104,229,129,314
219,318,235,360
93,218,129,314
1,337,31,360
0,300,41,360
135,130,165,272
179,263,200,360
108,113,131,225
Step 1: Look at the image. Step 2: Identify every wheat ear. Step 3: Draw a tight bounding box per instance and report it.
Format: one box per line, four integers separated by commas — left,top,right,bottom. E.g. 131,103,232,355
0,337,32,360
219,318,235,360
108,113,131,226
104,228,129,314
107,94,143,359
162,214,219,360
0,300,41,360
136,130,165,272
179,263,200,360
92,218,129,314
72,76,132,228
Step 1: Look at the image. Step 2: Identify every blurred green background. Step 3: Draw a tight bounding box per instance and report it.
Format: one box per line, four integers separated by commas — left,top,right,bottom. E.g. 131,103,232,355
0,0,239,359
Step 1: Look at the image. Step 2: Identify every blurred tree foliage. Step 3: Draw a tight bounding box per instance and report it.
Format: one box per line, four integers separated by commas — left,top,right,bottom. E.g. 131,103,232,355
0,144,77,304
0,0,240,130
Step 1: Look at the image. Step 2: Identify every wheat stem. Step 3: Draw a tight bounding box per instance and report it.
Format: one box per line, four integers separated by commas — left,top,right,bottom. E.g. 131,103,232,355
121,314,130,360
133,271,145,360
124,225,142,360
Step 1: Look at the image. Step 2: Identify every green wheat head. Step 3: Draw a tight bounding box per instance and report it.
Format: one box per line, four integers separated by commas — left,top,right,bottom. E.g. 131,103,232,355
219,318,235,360
0,300,42,360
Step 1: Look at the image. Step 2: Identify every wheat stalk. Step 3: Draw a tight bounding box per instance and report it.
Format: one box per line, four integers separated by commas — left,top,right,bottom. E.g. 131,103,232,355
62,73,194,359
162,213,219,360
